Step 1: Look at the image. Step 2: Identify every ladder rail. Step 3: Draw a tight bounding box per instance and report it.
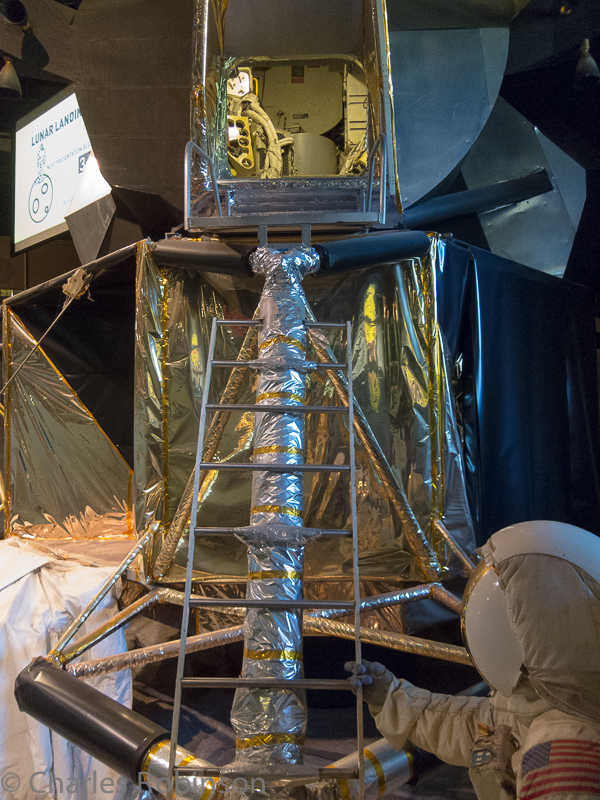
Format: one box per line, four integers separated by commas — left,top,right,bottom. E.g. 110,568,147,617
168,316,219,790
168,316,365,797
347,319,365,800
194,526,351,536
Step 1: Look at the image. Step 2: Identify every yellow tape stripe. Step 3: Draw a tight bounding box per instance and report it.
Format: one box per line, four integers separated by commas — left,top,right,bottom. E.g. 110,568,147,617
243,648,303,661
140,739,169,775
248,570,303,580
236,733,305,749
338,780,352,800
364,748,386,797
254,446,303,456
200,781,216,800
324,766,353,800
256,391,304,403
259,335,306,352
177,754,197,769
251,505,302,518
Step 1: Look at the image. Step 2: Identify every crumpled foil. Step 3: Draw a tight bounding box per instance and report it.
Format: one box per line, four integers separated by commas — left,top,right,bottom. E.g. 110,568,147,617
135,237,474,586
3,308,133,540
231,247,319,767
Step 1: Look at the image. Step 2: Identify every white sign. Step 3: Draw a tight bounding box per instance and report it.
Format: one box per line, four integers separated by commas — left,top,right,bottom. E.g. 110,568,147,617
14,89,92,252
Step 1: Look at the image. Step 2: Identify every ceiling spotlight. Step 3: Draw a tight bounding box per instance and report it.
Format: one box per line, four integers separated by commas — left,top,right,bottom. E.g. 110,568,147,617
0,56,22,98
0,0,28,26
575,38,600,88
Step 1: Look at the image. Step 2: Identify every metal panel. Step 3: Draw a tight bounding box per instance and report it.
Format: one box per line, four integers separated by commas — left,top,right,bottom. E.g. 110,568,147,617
461,98,584,276
537,132,586,232
390,28,509,207
223,0,363,58
387,0,531,30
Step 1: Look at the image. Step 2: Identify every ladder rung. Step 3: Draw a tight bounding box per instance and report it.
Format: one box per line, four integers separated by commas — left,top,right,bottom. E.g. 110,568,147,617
188,599,355,609
197,462,350,472
194,526,352,536
217,319,262,326
206,403,348,414
215,320,346,330
174,767,360,780
320,768,360,780
175,768,221,777
304,322,347,329
211,360,347,370
319,767,358,781
181,677,351,690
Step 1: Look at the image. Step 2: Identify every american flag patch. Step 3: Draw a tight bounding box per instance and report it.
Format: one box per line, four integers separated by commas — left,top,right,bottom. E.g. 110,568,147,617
521,739,600,799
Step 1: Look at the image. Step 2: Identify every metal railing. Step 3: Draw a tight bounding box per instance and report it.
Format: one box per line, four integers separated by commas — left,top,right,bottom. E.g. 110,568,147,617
184,132,388,228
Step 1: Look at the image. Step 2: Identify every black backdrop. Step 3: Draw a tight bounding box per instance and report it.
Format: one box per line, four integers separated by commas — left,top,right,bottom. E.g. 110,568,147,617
436,238,600,544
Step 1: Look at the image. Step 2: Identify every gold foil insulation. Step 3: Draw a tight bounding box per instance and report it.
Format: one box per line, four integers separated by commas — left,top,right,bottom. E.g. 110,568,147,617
133,238,474,588
67,583,469,679
3,237,474,605
3,307,133,541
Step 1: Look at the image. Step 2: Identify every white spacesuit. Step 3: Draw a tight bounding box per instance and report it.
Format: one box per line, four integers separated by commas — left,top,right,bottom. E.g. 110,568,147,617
349,522,600,800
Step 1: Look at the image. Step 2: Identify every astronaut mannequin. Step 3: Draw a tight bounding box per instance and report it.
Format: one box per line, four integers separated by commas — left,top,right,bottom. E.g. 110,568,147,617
347,521,600,800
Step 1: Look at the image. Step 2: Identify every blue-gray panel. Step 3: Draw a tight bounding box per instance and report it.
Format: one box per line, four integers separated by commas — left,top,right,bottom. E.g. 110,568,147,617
537,131,586,232
390,28,508,207
461,98,585,276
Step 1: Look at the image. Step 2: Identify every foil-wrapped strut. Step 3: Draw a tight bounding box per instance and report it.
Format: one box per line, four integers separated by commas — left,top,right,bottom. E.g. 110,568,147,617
231,247,319,767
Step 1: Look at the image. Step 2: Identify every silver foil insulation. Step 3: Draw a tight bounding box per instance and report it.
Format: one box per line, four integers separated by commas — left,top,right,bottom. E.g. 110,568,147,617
230,247,319,767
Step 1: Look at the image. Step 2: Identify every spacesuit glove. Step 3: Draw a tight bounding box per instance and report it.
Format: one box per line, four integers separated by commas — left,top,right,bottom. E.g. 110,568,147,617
344,660,395,708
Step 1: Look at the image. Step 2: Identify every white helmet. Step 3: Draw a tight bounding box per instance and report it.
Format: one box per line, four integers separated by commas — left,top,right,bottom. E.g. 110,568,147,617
461,521,600,703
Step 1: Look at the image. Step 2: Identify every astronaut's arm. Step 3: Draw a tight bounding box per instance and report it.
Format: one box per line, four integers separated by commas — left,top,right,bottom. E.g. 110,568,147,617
372,677,492,768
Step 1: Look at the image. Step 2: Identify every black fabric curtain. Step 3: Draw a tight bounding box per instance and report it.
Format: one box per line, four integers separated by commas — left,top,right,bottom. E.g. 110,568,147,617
436,238,600,545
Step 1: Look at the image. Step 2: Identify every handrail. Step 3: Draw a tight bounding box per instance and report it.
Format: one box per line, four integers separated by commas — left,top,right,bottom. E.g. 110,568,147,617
185,136,386,226
184,140,223,224
365,133,387,224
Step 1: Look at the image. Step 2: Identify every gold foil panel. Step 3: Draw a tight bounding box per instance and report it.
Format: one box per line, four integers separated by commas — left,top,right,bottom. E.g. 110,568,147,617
135,242,474,584
4,309,133,540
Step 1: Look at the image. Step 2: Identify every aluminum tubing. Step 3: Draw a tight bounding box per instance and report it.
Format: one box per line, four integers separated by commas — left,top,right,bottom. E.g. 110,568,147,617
140,741,217,799
230,246,319,768
325,738,412,800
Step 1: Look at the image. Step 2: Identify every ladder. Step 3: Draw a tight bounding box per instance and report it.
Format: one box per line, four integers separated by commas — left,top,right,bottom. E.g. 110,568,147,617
168,316,365,797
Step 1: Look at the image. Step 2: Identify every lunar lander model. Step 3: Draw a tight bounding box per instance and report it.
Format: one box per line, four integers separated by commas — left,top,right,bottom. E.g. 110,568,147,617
12,1,477,798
